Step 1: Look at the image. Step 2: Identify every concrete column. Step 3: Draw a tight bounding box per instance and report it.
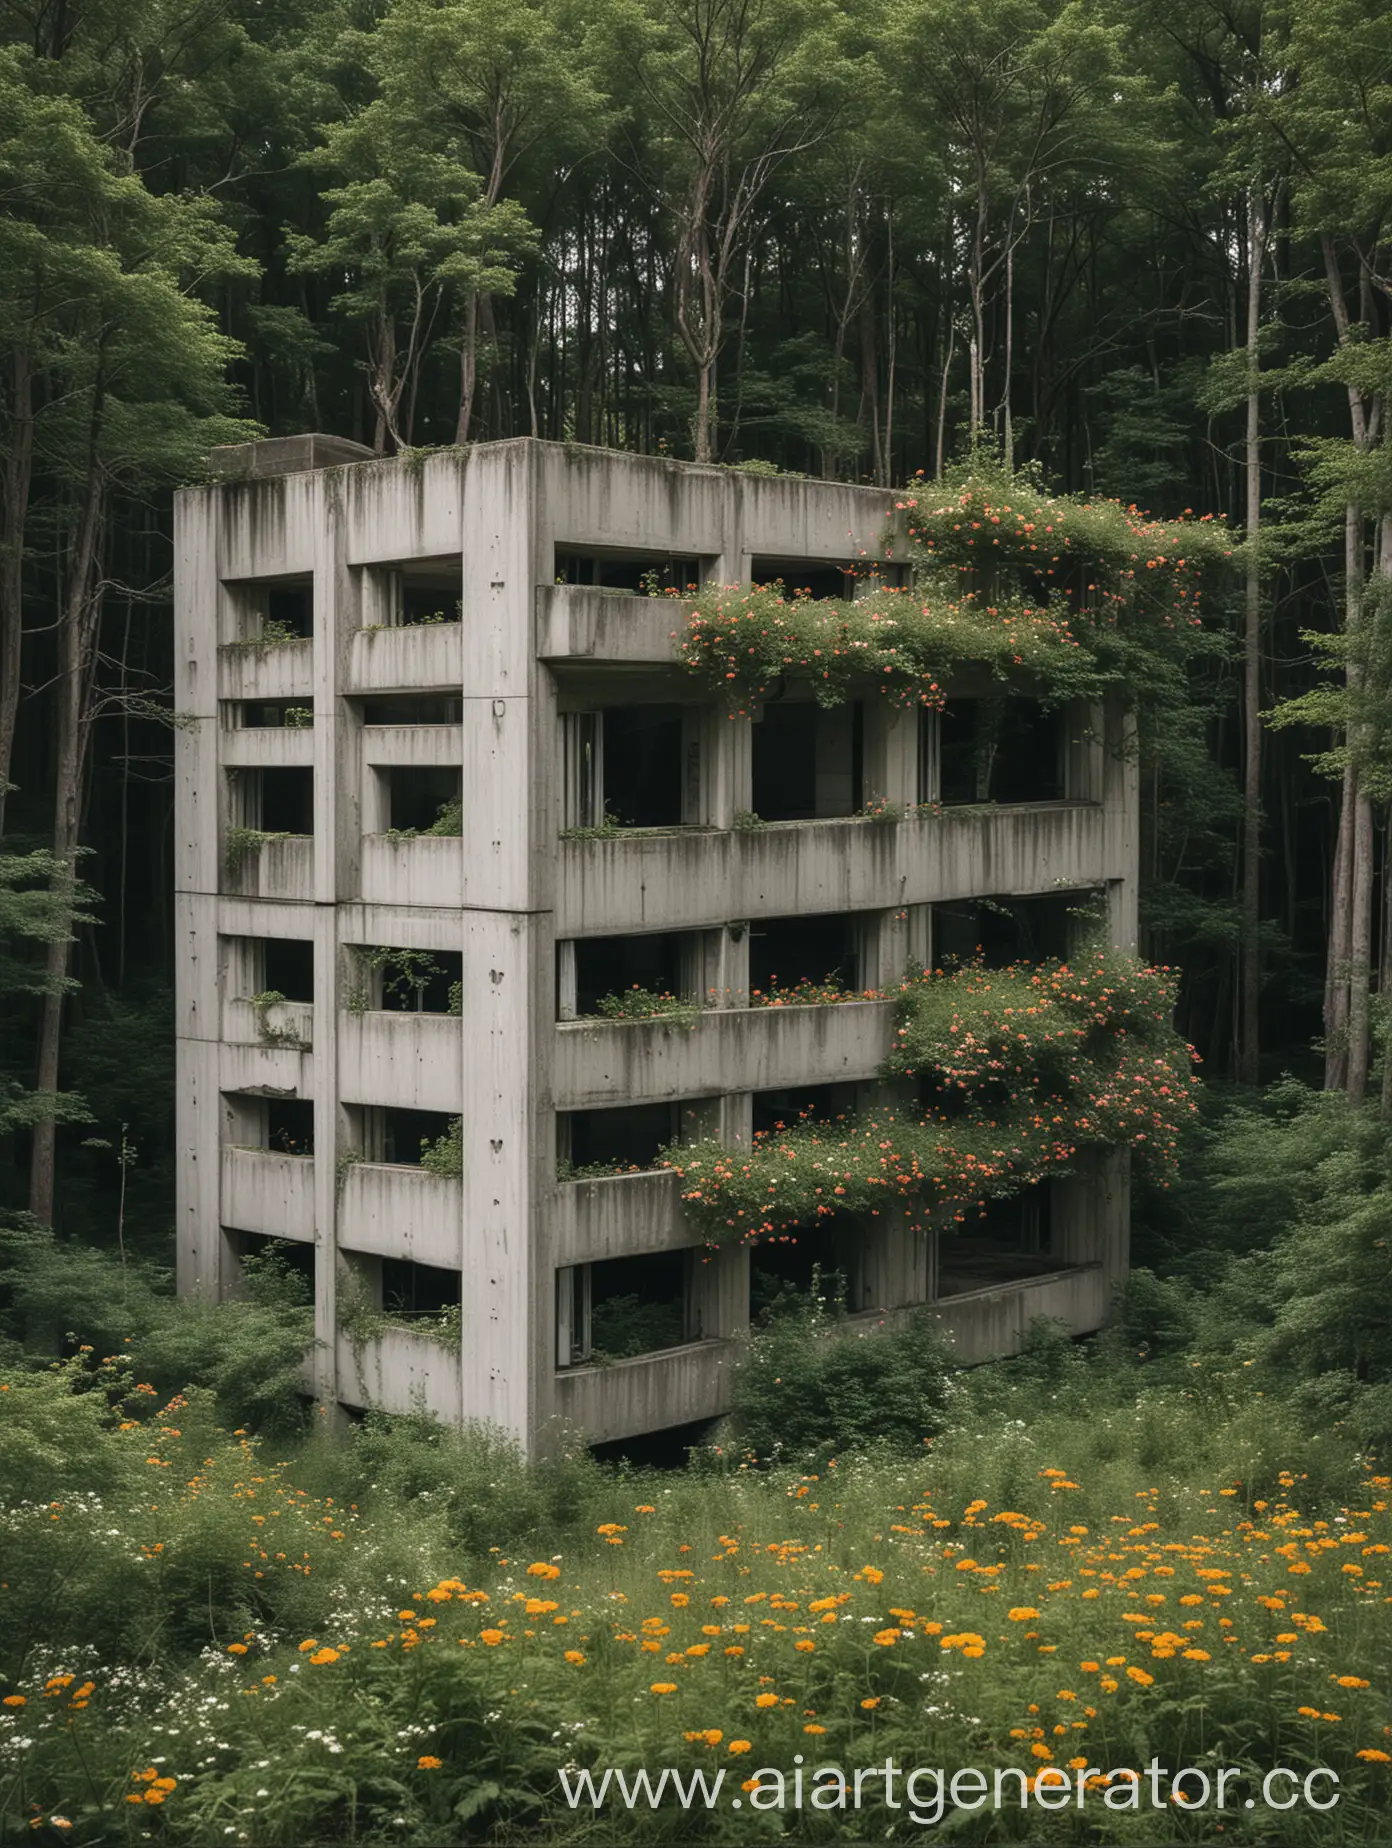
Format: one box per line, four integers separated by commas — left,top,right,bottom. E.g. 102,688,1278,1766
861,702,918,808
312,471,343,1406
858,1203,928,1310
706,710,752,827
688,1242,749,1339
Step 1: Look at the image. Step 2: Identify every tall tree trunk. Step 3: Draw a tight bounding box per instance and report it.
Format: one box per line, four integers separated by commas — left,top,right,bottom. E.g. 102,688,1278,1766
1325,760,1354,1090
1348,786,1375,1103
0,343,34,834
29,460,104,1224
1238,183,1264,1084
456,289,480,444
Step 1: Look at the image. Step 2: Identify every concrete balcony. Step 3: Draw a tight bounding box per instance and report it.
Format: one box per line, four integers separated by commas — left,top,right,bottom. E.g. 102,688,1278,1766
217,640,313,702
361,723,463,768
222,995,314,1049
345,623,463,693
551,1169,687,1265
225,835,313,901
221,1145,315,1240
221,727,314,768
931,1262,1107,1363
337,1160,462,1266
335,1325,460,1420
359,834,463,906
536,585,686,665
337,1011,462,1112
550,1338,732,1444
557,803,1116,935
554,999,894,1110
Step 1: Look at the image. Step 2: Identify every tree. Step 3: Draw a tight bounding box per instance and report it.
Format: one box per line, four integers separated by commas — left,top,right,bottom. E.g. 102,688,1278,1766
288,97,534,452
617,0,855,462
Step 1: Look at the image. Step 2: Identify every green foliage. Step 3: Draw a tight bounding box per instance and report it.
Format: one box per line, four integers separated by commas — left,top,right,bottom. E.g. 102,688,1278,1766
590,986,700,1026
668,950,1197,1246
725,1291,958,1465
675,463,1233,733
223,617,305,651
224,826,294,877
0,846,96,1139
589,1292,685,1360
250,989,308,1047
558,809,624,841
418,1116,463,1178
730,808,767,832
0,1230,312,1434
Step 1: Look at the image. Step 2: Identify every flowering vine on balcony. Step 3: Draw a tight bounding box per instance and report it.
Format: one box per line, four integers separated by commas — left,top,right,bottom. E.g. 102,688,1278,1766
663,948,1197,1249
672,462,1232,728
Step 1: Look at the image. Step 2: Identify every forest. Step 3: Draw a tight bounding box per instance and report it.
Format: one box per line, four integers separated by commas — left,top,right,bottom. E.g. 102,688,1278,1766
6,0,1392,1840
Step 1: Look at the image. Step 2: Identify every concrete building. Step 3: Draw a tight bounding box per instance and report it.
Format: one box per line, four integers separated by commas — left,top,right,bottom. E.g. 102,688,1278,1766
174,437,1137,1451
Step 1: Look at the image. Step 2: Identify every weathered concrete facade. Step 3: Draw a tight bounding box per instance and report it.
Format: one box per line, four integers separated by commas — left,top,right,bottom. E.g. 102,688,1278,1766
174,438,1138,1449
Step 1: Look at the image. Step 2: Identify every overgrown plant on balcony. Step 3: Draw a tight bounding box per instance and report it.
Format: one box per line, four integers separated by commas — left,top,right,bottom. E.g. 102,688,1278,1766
382,797,461,842
221,618,306,651
223,827,295,879
665,947,1197,1247
419,1116,463,1178
248,989,307,1048
673,461,1232,731
589,987,700,1028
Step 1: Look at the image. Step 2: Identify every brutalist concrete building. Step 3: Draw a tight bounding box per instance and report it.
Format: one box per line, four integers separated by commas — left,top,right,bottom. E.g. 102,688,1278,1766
174,438,1137,1450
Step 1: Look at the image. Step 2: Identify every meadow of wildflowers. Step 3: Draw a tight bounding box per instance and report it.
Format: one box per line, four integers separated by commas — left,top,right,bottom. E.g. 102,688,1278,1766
3,1342,1391,1844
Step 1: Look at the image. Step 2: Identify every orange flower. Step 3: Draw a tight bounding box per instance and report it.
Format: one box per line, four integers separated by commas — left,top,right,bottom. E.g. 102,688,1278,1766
526,1563,560,1580
755,1693,778,1708
728,1740,752,1754
860,1697,880,1710
417,1756,442,1770
651,1682,677,1695
1008,1607,1040,1622
564,1651,585,1665
480,1629,505,1647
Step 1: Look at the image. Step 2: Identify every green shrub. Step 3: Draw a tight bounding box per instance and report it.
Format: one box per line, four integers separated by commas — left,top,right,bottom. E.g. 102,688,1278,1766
724,1289,958,1464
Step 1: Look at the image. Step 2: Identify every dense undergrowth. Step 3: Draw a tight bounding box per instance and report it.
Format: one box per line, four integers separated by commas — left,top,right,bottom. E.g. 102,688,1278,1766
4,1081,1392,1842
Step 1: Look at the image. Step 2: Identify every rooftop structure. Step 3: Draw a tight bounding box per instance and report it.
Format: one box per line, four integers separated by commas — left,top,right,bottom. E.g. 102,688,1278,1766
174,437,1137,1450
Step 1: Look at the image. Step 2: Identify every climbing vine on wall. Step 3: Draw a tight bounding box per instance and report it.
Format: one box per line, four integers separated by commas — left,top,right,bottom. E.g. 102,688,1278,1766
664,949,1197,1248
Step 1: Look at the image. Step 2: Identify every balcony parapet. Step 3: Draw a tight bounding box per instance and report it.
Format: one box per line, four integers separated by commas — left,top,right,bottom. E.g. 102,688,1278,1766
549,1337,731,1444
554,999,894,1110
337,1159,462,1266
359,834,463,906
335,1325,461,1420
345,623,463,693
337,1012,461,1113
217,639,313,703
558,802,1118,935
536,584,687,665
220,1144,315,1241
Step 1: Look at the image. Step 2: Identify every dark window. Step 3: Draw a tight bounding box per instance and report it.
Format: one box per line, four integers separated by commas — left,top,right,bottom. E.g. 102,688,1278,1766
750,1214,860,1317
939,698,1064,805
259,768,314,834
562,1102,678,1175
751,1081,859,1139
751,557,858,600
380,1107,457,1166
572,932,685,1017
264,938,314,1003
603,705,684,827
235,1230,314,1303
267,1098,314,1156
400,579,460,624
381,1257,462,1316
937,1185,1055,1296
384,767,461,832
554,548,702,593
932,893,1077,969
370,948,461,1013
239,699,313,728
589,1252,688,1358
752,703,861,820
749,912,861,997
267,585,313,638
